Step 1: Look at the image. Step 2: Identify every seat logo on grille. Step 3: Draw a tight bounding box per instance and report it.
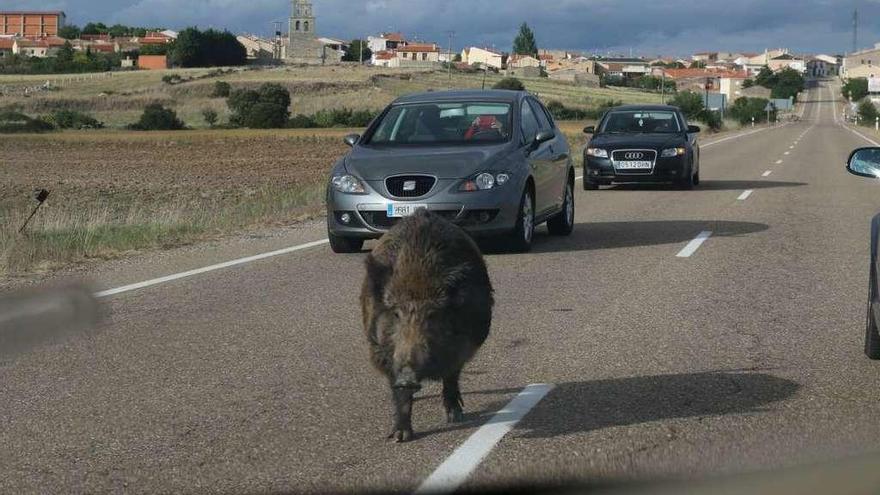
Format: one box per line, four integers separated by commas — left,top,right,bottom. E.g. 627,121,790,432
624,152,645,160
402,180,417,191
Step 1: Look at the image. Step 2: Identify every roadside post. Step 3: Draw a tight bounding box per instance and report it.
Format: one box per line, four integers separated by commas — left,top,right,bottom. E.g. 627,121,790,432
751,116,755,128
875,116,878,131
18,189,50,234
764,102,773,126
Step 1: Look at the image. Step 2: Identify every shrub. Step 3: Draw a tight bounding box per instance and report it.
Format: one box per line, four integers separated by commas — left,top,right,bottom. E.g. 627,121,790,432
46,110,103,129
211,81,231,98
843,78,869,101
161,74,183,85
493,77,525,91
0,110,54,133
670,91,704,119
202,108,218,127
129,103,185,130
728,97,774,125
288,114,316,128
243,102,289,129
227,84,290,128
858,100,879,125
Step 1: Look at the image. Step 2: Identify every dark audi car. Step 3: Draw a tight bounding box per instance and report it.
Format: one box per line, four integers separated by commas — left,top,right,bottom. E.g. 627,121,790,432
583,104,701,190
326,90,576,253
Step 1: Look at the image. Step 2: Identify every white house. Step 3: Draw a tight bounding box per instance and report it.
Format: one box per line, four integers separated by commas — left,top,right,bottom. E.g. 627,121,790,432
462,46,503,70
507,54,540,69
367,32,405,54
396,43,440,67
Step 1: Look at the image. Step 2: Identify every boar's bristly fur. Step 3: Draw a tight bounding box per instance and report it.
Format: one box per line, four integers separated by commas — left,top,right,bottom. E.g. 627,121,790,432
361,209,494,443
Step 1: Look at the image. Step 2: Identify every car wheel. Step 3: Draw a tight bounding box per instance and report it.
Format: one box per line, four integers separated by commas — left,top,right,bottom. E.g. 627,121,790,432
693,169,700,186
547,181,574,236
506,187,534,252
329,232,364,253
866,299,880,359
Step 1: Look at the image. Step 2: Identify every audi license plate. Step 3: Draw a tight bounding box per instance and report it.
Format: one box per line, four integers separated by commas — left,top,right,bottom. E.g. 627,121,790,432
616,161,653,170
387,203,428,217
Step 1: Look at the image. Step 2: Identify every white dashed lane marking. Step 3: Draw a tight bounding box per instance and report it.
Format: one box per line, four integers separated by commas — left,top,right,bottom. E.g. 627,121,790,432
776,160,783,164
762,171,772,177
737,190,754,201
677,231,713,258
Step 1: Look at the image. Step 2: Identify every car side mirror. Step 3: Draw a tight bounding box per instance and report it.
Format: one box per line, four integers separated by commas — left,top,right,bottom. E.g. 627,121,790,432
687,125,701,133
847,147,880,178
343,134,360,147
535,129,555,144
583,125,595,134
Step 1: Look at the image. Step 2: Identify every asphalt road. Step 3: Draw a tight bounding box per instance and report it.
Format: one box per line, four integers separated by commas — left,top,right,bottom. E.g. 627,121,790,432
4,80,880,494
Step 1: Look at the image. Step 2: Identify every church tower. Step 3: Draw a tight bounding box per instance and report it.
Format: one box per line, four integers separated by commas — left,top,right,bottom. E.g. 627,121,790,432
287,0,326,64
290,0,315,41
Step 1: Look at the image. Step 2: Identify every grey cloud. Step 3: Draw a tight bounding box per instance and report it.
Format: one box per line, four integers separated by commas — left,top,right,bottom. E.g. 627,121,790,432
5,0,880,55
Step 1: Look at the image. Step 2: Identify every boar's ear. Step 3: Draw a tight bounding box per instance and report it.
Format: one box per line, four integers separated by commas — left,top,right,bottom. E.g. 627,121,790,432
364,253,393,297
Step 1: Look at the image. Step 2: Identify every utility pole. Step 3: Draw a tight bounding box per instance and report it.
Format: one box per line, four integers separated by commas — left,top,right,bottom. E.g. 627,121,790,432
359,36,364,64
853,8,859,54
661,69,666,104
447,30,455,85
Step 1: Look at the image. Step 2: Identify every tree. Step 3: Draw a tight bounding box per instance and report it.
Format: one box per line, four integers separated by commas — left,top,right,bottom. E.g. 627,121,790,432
227,83,291,128
670,91,705,119
771,68,805,101
689,60,706,69
342,39,372,62
843,78,869,101
202,108,218,127
56,41,75,67
493,77,525,90
858,99,878,125
729,97,774,124
58,24,81,39
82,22,109,35
129,103,185,130
212,81,231,98
168,27,246,68
108,24,129,38
742,78,754,89
512,22,538,56
755,66,777,88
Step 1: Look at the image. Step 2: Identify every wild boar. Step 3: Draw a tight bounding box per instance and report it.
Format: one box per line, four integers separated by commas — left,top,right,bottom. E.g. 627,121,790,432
361,209,494,442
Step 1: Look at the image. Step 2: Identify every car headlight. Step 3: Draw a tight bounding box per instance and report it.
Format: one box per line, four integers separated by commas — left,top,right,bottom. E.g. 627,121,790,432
459,172,511,192
331,174,366,194
586,148,608,158
661,147,686,158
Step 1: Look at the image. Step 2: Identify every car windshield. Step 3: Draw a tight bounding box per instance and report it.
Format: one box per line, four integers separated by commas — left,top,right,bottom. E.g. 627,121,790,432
366,102,512,145
601,110,682,133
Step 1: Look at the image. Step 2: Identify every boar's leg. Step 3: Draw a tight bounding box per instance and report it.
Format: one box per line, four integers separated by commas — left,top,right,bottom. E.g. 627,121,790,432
442,371,464,423
388,385,416,443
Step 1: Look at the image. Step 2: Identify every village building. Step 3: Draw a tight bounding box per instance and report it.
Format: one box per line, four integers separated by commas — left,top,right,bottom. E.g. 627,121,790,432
287,0,339,64
0,10,65,37
461,46,503,70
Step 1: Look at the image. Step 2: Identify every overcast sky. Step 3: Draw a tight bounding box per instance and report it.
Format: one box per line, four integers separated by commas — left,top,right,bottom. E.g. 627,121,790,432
8,0,880,56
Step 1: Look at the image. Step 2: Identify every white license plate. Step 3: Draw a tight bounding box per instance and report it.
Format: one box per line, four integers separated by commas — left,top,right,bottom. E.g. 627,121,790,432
615,160,653,170
387,203,428,217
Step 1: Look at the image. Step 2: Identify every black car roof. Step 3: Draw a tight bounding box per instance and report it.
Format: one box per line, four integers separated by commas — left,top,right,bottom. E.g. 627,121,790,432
393,89,523,105
609,104,681,112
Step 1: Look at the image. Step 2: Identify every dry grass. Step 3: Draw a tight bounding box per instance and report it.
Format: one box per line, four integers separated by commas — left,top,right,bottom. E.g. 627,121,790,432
1,129,353,277
1,65,661,129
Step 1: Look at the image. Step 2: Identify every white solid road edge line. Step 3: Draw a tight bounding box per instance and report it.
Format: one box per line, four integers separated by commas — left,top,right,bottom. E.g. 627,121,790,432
415,383,554,494
94,239,330,298
737,189,754,201
676,231,713,258
843,124,880,146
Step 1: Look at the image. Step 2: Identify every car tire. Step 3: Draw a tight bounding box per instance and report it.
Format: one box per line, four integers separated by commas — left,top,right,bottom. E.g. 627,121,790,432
547,181,574,236
693,169,700,186
866,299,880,360
506,187,535,252
329,232,364,253
677,168,696,190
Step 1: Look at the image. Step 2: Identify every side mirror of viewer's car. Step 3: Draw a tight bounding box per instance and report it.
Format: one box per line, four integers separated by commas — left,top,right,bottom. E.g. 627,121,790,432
344,134,360,147
688,125,701,133
848,147,880,178
583,125,595,134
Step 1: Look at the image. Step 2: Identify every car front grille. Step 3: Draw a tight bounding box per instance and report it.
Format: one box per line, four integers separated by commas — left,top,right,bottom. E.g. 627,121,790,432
610,149,657,162
361,210,459,230
385,175,436,198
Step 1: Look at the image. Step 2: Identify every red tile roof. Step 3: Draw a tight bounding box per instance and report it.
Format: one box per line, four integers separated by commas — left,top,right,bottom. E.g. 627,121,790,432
398,43,438,53
662,68,748,79
374,50,395,60
538,54,553,61
383,32,405,42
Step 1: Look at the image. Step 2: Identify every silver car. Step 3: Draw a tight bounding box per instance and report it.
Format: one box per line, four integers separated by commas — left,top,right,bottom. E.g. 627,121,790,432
325,89,576,253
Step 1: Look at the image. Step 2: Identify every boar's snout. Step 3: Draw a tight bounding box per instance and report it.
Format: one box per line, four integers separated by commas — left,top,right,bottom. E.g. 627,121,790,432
393,366,421,390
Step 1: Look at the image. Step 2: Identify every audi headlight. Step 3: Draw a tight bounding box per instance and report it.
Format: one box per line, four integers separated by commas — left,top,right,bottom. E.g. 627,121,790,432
459,172,511,192
331,174,366,194
586,148,608,158
661,147,686,158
